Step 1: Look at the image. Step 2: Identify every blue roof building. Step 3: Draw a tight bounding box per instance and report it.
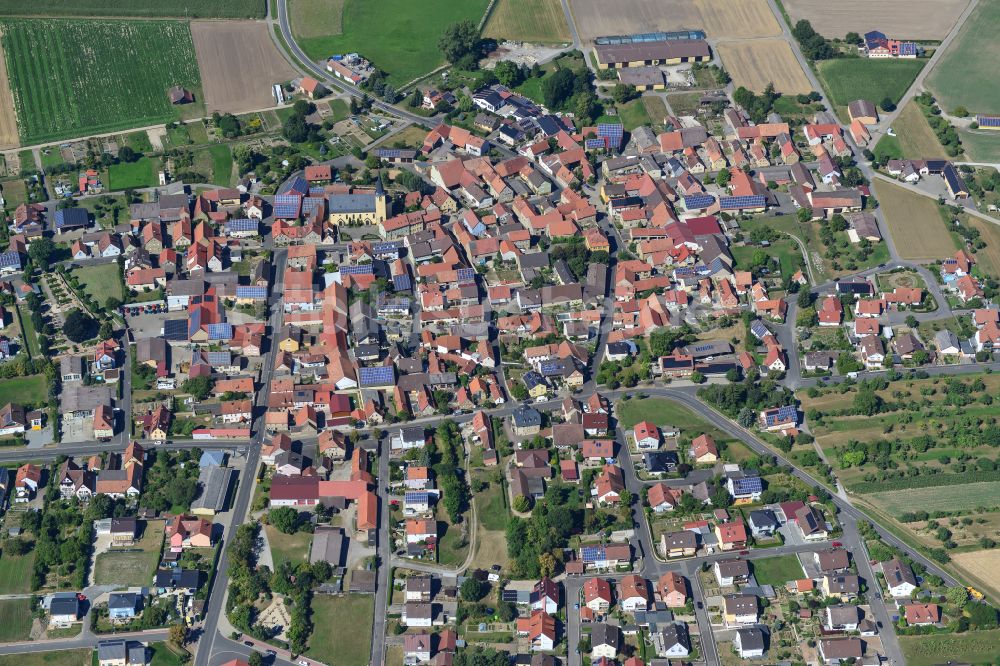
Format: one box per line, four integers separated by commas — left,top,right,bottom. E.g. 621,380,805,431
55,207,89,233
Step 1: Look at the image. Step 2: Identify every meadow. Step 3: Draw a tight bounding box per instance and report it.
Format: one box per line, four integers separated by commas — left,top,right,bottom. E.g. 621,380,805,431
899,629,1000,666
94,522,164,587
865,481,1000,515
0,375,47,407
751,554,804,586
817,58,924,113
875,179,954,261
0,599,33,642
0,650,94,666
483,0,570,43
71,262,124,306
295,0,490,87
927,0,1000,114
109,157,158,190
208,144,234,185
0,0,264,17
0,19,202,144
264,523,311,570
307,595,374,666
891,102,948,159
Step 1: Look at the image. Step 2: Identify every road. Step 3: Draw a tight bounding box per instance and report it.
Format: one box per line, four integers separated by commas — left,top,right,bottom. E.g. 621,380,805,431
0,628,168,656
195,248,288,666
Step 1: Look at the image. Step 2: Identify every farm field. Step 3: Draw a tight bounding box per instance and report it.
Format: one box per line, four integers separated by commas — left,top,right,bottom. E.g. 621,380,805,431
865,481,1000,516
693,0,780,40
875,179,953,260
0,38,17,151
0,19,202,144
94,522,164,586
109,157,157,190
751,554,804,586
926,0,1000,114
899,629,1000,666
958,212,1000,279
817,58,925,112
951,550,1000,603
290,0,344,39
71,263,124,306
569,0,704,43
959,129,1000,163
191,21,297,115
483,0,571,43
0,0,265,18
0,375,47,407
0,599,32,642
307,595,373,666
781,0,968,40
295,0,490,87
892,101,948,159
0,650,94,666
716,39,811,95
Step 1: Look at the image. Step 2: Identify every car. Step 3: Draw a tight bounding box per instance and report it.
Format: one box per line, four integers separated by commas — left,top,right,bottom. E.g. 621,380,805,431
76,593,87,601
300,662,310,666
574,603,580,609
739,550,750,555
696,601,703,609
244,641,254,647
266,650,277,656
832,541,842,547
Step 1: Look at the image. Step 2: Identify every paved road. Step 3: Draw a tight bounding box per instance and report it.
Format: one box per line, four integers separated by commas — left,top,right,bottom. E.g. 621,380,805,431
0,629,168,656
195,248,289,666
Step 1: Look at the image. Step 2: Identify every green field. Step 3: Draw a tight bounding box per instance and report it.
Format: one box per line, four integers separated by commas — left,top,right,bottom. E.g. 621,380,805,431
892,101,949,159
482,0,571,44
208,145,233,186
927,0,1000,114
148,642,187,666
290,0,345,39
751,554,805,586
0,375,47,407
474,475,509,531
0,650,94,666
865,481,1000,514
307,595,373,666
71,263,124,306
108,157,157,190
817,58,925,112
295,0,491,86
94,522,164,587
0,543,35,594
0,0,263,17
959,129,1000,163
732,239,803,278
265,524,311,570
900,629,1000,666
0,18,202,144
616,397,720,432
0,599,33,642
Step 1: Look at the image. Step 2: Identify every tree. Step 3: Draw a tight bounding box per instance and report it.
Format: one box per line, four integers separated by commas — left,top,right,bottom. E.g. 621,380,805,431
182,375,213,401
28,238,55,270
118,145,139,163
270,507,300,534
168,623,187,646
460,577,488,602
538,552,556,578
611,83,638,105
494,60,523,87
439,20,479,64
511,382,528,400
543,68,577,110
797,288,813,308
248,653,265,666
946,586,969,608
63,309,97,343
98,320,114,340
880,96,897,112
845,31,861,44
715,168,731,188
513,495,532,512
853,389,883,416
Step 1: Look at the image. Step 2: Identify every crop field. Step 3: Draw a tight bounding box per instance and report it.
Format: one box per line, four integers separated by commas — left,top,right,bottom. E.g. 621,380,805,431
875,180,953,260
694,0,780,40
817,58,925,111
296,0,490,87
569,0,703,43
483,0,571,43
927,0,1000,114
716,40,811,95
0,19,201,144
891,101,948,159
782,0,968,40
0,0,265,18
951,550,1000,603
191,21,297,115
0,33,17,151
900,629,1000,666
290,0,345,39
865,481,1000,515
0,599,32,642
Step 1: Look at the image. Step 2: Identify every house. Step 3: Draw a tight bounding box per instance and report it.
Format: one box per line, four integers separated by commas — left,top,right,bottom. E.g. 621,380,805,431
822,574,860,601
592,464,625,504
590,623,621,660
647,483,683,512
747,509,779,538
14,463,41,502
403,602,435,627
154,568,201,594
511,405,542,436
48,593,81,625
734,627,767,659
689,434,718,463
518,610,556,651
618,575,650,612
0,403,27,436
727,476,763,503
825,604,861,632
714,559,750,587
656,571,687,608
97,639,147,666
652,622,690,658
883,557,918,597
404,633,433,664
818,638,864,664
107,593,140,621
584,577,613,612
814,549,851,573
110,517,137,546
531,577,560,614
715,520,748,551
633,421,660,450
848,99,878,125
796,505,828,540
165,514,214,551
660,530,697,558
904,603,940,626
723,595,758,626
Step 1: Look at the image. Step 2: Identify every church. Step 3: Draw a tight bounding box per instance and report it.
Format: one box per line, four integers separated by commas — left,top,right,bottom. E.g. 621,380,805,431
327,176,389,226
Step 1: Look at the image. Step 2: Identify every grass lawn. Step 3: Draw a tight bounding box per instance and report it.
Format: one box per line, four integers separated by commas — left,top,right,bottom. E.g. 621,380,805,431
94,521,164,586
265,524,311,570
899,629,1000,666
17,305,41,358
39,148,67,171
959,128,1000,163
123,131,153,153
296,0,490,86
817,58,925,115
437,508,470,567
0,650,94,666
617,98,652,132
208,144,233,186
0,542,35,593
0,598,33,642
307,595,373,666
108,157,157,190
874,133,902,163
71,263,123,306
0,374,46,407
474,475,509,531
750,554,804,586
329,98,350,122
148,642,188,666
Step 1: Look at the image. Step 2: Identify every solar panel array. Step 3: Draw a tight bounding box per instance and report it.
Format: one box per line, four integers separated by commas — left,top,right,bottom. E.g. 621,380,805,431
162,319,188,341
236,286,267,298
340,263,374,275
585,138,607,150
283,176,309,196
683,194,715,209
597,123,624,149
359,365,394,386
392,274,412,291
206,323,234,340
735,477,763,493
302,197,326,217
0,252,20,269
205,351,232,365
581,545,606,562
898,42,917,56
977,115,1000,128
376,148,402,158
456,268,476,283
404,491,429,503
273,194,302,219
764,405,797,425
226,218,258,232
500,590,519,602
720,195,766,210
539,361,565,376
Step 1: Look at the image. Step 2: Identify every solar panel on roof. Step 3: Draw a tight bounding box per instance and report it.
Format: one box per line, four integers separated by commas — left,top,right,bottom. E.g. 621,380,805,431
0,252,20,269
585,138,606,150
340,263,374,275
236,286,267,298
684,194,715,209
282,176,309,196
977,115,1000,128
405,491,429,502
581,545,606,561
273,194,302,219
227,218,258,232
206,323,234,340
736,477,763,493
162,319,187,341
720,195,767,210
359,365,394,386
206,351,232,364
302,196,325,217
377,148,401,158
501,590,519,602
392,274,412,291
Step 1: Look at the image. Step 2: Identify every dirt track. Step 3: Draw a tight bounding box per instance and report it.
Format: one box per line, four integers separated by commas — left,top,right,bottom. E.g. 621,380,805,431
0,29,19,149
191,21,298,115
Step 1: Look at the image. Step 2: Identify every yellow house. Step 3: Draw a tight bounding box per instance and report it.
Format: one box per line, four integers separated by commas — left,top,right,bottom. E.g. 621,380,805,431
525,372,549,399
328,177,389,226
